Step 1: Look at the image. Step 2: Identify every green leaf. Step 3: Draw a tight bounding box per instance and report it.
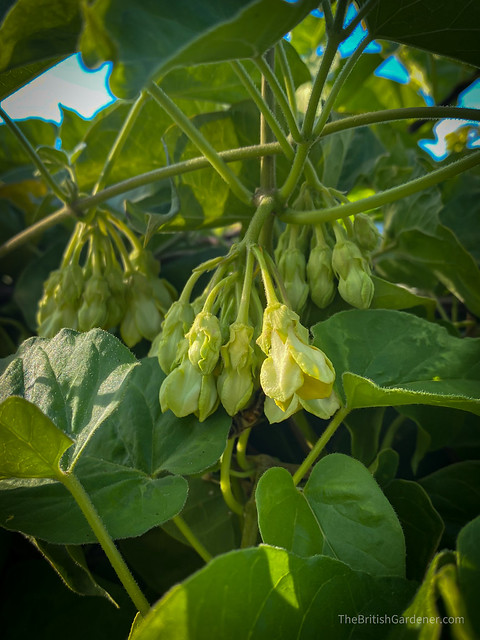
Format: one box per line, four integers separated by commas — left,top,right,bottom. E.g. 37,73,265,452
358,0,480,69
370,448,399,489
0,118,57,175
0,0,81,99
304,453,405,577
370,276,435,319
0,329,138,469
384,480,444,582
457,516,480,632
397,405,480,457
387,550,457,640
256,456,405,577
0,396,73,479
79,0,319,99
131,546,415,640
29,537,117,603
344,407,384,466
440,173,480,264
85,357,231,476
312,309,480,413
381,223,480,318
0,457,188,544
419,461,480,549
162,477,239,557
256,467,324,557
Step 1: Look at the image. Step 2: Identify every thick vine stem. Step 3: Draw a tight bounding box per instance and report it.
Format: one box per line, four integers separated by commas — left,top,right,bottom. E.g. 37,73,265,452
2,106,478,260
281,150,480,225
254,55,303,144
59,471,150,617
148,82,253,205
293,407,350,486
0,105,68,203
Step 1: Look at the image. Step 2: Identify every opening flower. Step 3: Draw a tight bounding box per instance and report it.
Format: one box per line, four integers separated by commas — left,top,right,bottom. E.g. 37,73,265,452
257,302,340,423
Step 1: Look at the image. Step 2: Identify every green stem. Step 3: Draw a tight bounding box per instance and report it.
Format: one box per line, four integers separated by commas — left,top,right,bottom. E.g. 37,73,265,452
59,471,150,617
93,91,148,196
293,407,350,486
320,0,334,33
4,106,478,259
241,195,276,247
281,151,480,224
380,413,406,451
254,55,303,143
302,32,339,139
251,244,278,305
333,0,348,32
148,82,253,205
203,273,237,313
276,40,298,119
313,35,371,137
236,428,253,471
0,106,68,203
105,211,142,252
231,60,293,160
220,437,244,516
260,49,277,191
172,515,212,563
342,0,379,39
236,249,255,325
279,142,311,201
317,106,480,139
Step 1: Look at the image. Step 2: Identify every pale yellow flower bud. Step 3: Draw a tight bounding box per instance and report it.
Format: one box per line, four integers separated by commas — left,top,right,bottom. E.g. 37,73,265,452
217,323,256,416
187,311,222,374
257,302,340,423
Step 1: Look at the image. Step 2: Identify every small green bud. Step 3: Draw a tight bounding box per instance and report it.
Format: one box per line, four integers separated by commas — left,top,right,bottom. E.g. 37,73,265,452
134,293,163,341
338,266,374,309
58,263,84,302
77,275,109,331
187,311,222,375
159,356,219,422
331,239,364,281
306,245,336,309
157,300,195,374
120,306,142,347
277,248,309,312
354,213,381,252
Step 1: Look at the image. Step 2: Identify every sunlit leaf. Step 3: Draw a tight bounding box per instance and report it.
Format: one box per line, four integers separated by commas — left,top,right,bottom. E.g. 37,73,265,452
0,396,72,479
312,309,480,414
256,455,406,577
0,329,137,468
131,546,414,640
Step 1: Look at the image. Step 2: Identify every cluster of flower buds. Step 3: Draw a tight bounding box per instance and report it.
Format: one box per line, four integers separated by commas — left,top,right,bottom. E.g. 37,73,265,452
156,244,340,424
275,185,381,312
36,213,175,346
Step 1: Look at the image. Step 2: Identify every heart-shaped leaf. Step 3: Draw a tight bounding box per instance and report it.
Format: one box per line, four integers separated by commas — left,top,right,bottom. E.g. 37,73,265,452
130,545,415,640
0,329,137,469
312,310,480,414
256,454,406,577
